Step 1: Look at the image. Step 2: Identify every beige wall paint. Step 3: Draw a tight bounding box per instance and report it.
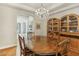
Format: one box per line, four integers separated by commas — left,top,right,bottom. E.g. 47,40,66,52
0,5,17,48
34,15,48,36
34,15,41,36
0,5,34,48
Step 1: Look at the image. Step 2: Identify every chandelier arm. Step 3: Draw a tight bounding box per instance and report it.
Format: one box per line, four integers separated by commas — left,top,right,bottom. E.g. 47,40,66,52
35,3,49,18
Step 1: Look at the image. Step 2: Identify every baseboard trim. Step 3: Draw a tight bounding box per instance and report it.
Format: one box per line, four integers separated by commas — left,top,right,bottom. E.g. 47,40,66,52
0,44,16,50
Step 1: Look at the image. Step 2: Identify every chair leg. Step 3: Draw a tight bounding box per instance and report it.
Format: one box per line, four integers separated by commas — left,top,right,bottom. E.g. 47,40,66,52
20,52,22,56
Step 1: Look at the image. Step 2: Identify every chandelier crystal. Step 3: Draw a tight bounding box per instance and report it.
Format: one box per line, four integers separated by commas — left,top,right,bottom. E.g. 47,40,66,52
35,4,49,18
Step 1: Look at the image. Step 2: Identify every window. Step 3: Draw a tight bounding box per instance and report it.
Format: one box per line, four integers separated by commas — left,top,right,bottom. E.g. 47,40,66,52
28,16,34,32
17,23,21,34
23,22,26,34
17,15,34,39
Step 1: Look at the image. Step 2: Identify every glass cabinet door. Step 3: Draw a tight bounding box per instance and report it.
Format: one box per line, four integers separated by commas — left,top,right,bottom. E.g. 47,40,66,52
69,15,78,32
61,17,67,32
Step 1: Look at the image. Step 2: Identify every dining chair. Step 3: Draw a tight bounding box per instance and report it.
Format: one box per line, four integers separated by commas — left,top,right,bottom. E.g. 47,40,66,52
18,35,26,56
57,38,70,56
18,35,36,56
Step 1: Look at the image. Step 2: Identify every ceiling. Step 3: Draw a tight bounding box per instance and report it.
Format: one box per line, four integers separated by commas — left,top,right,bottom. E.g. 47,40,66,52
21,3,64,11
4,3,79,15
21,3,60,9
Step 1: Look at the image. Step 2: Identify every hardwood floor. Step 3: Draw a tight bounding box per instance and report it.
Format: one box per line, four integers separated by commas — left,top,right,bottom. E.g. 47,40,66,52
0,46,16,56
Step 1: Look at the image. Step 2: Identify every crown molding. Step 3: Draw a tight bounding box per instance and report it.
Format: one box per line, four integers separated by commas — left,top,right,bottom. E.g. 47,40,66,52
49,4,79,16
49,3,64,11
0,3,79,17
1,3,36,13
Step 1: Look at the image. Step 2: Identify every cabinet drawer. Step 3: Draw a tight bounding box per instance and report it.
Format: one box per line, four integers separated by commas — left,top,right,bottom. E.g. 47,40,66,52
67,51,79,56
68,38,79,49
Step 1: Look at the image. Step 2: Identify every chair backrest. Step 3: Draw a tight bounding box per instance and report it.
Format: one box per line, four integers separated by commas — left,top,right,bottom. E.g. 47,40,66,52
18,35,26,50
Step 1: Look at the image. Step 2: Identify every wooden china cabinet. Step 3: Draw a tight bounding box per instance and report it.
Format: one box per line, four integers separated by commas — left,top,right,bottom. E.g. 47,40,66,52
47,14,79,56
60,14,79,56
47,18,60,55
47,18,53,42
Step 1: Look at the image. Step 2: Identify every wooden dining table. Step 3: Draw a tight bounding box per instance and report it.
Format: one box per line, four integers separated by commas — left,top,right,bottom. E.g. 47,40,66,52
31,36,58,55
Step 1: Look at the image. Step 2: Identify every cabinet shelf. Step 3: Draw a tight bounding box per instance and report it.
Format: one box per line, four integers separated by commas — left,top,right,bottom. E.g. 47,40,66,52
61,14,79,32
47,19,53,41
47,18,60,45
69,25,78,27
53,18,60,32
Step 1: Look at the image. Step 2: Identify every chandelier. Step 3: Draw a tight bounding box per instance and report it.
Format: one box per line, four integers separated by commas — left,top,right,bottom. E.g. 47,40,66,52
35,4,49,18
